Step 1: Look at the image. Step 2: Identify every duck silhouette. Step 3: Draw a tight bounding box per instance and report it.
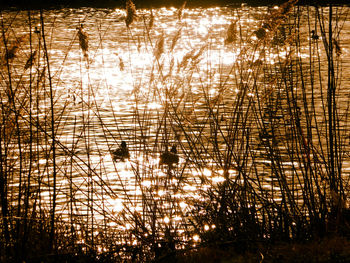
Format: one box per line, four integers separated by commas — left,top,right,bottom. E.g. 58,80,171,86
160,145,179,166
112,141,130,161
34,26,40,34
311,30,319,40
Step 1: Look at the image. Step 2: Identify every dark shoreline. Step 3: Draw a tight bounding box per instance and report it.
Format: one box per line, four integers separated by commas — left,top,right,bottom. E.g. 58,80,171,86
1,0,349,10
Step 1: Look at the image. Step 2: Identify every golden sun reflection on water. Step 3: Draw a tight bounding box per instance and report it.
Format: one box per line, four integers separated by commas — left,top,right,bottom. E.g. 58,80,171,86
3,4,350,254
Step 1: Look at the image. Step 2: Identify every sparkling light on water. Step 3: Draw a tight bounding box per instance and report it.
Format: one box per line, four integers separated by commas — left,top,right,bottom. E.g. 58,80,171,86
2,4,350,253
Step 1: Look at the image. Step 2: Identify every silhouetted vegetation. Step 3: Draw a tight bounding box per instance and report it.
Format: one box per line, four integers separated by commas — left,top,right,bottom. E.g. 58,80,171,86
0,0,350,262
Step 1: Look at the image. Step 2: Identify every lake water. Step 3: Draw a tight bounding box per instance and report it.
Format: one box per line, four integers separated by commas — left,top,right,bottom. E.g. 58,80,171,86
1,3,350,250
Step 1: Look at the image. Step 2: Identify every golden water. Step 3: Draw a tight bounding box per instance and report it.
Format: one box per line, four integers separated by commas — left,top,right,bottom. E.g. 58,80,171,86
1,5,350,249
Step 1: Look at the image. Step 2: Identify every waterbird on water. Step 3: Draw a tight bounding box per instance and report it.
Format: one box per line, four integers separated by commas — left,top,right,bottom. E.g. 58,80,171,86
112,141,130,161
160,145,179,166
311,30,319,40
34,26,40,34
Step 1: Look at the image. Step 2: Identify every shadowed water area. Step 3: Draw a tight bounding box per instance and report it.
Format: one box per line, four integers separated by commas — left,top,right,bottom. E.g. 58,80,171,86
1,3,350,260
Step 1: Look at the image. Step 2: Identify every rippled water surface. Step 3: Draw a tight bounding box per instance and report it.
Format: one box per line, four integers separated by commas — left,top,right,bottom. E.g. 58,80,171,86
1,4,350,247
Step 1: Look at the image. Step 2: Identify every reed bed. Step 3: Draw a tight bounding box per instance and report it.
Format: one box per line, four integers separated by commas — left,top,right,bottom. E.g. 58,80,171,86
0,1,350,262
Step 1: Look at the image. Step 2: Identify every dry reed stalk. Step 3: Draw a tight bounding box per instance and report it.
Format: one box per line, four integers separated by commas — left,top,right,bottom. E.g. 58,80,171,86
176,45,206,72
177,1,186,20
178,50,193,69
170,29,181,51
22,12,35,259
0,3,348,261
125,0,137,27
333,38,341,57
191,45,206,62
119,56,125,71
77,24,88,57
149,9,154,29
24,50,37,70
154,34,164,60
255,0,298,41
278,0,299,15
224,21,237,44
40,10,58,252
